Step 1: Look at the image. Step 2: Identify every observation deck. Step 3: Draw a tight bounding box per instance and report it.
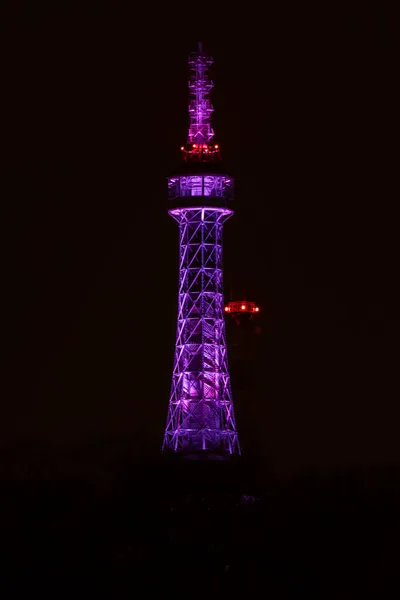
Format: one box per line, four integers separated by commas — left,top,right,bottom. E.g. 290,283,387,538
168,144,234,210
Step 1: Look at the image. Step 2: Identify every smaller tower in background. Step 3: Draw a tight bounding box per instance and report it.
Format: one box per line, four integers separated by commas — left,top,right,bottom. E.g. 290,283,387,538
224,300,263,456
224,300,262,391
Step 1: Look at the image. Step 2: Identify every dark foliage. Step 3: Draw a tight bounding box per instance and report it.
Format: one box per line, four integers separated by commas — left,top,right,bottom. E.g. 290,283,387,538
0,444,399,598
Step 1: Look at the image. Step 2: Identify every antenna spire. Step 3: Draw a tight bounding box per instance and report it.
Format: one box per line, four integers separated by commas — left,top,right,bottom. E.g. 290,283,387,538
188,43,215,144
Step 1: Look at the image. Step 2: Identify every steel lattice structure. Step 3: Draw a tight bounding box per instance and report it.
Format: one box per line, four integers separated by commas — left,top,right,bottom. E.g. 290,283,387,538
188,41,214,145
163,44,240,457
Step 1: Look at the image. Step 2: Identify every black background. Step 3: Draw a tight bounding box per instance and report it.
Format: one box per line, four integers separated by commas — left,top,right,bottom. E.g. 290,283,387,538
2,3,399,474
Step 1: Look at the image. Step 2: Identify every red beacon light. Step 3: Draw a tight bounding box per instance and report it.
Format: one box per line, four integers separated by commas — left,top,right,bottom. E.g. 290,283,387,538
180,146,184,151
225,301,261,314
193,144,197,148
214,144,219,149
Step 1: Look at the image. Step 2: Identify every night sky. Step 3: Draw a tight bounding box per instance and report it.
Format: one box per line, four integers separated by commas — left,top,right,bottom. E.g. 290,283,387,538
2,4,399,473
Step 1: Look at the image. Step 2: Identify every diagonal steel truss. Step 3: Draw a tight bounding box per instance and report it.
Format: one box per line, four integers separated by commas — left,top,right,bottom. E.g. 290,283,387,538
163,207,240,455
188,43,214,145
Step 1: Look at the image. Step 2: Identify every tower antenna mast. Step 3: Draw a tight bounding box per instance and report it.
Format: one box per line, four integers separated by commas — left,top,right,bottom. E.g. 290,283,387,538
188,41,215,145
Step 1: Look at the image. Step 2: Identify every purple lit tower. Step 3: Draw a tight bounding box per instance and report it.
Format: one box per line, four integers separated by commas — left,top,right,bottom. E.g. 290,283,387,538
163,43,240,457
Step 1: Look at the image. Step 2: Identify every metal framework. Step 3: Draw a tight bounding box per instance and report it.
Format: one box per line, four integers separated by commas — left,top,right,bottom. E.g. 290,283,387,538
188,42,215,145
163,44,240,457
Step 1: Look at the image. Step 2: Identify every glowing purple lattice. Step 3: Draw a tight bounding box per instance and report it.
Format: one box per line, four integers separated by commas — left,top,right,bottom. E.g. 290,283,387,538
163,45,240,457
187,42,215,145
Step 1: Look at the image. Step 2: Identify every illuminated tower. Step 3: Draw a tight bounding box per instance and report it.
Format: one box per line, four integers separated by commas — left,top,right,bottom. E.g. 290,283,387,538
163,43,240,457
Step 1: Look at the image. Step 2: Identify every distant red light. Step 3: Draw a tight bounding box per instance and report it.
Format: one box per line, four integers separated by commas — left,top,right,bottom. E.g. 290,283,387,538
203,144,207,148
224,306,229,312
255,307,260,312
241,304,246,310
215,144,219,149
193,144,197,148
180,146,184,151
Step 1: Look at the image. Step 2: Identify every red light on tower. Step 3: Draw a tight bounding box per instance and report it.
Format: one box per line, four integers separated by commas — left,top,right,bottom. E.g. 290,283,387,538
225,300,260,315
